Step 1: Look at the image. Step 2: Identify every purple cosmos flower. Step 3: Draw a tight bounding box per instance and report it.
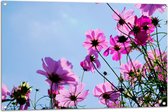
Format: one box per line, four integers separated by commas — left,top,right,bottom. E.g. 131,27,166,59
93,82,120,108
81,50,101,72
56,83,89,107
103,35,130,61
136,4,166,16
37,57,78,89
120,61,143,85
112,7,135,35
83,29,108,52
2,83,10,101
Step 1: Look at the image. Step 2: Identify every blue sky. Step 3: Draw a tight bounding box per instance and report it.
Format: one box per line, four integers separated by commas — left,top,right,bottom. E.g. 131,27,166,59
1,1,167,109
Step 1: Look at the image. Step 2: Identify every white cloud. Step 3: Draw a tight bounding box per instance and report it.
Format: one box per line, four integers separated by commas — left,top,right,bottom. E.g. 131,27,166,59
61,12,78,25
28,20,63,40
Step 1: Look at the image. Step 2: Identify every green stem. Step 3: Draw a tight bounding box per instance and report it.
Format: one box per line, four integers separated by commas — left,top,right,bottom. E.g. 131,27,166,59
92,62,118,90
150,32,167,37
5,100,14,110
81,70,85,82
106,3,132,30
50,82,53,109
35,95,49,105
34,90,38,109
119,59,124,107
92,61,141,107
156,27,164,67
95,47,120,80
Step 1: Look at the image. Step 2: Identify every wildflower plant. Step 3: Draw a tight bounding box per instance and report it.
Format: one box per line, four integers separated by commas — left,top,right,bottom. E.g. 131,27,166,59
1,2,167,110
2,82,31,110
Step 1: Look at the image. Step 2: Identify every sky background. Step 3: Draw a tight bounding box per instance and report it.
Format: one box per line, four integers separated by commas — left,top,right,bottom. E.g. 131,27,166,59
1,1,167,109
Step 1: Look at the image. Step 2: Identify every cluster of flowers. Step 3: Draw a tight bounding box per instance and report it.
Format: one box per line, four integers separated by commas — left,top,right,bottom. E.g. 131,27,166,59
37,57,89,108
1,3,167,110
2,82,31,110
80,3,167,107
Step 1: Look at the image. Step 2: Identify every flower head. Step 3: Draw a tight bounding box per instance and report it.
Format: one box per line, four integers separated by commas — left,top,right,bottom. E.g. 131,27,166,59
120,60,143,83
136,4,166,16
151,17,160,27
80,50,101,72
148,49,167,62
147,49,167,75
11,82,31,110
83,29,108,52
158,74,165,82
135,30,152,46
37,57,78,89
56,83,89,107
133,16,155,33
93,82,120,108
103,35,130,61
48,86,64,98
131,16,154,46
80,59,91,71
112,7,135,35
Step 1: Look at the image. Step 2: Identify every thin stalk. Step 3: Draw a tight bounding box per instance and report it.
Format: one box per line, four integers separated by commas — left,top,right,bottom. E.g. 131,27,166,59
5,100,14,110
36,95,49,105
156,27,164,66
92,61,141,107
106,3,132,30
95,47,120,80
81,70,85,82
50,82,53,109
34,90,38,109
119,59,124,107
92,62,118,90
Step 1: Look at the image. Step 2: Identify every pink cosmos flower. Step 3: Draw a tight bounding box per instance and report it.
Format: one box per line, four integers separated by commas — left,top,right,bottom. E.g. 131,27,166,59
131,16,154,46
80,59,91,71
37,57,78,89
93,82,120,108
158,74,165,82
148,49,167,62
58,58,74,72
48,85,64,109
112,7,135,35
80,50,101,72
136,4,166,16
120,60,143,83
133,16,155,34
56,83,89,107
2,83,10,101
147,49,167,75
134,30,152,46
83,29,108,52
48,86,64,98
107,100,121,108
103,35,130,61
